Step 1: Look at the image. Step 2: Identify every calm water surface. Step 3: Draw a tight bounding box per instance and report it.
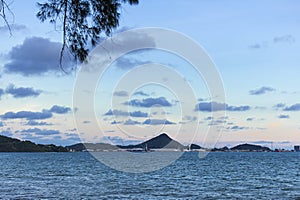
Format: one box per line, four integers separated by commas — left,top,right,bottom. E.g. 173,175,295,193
0,152,299,199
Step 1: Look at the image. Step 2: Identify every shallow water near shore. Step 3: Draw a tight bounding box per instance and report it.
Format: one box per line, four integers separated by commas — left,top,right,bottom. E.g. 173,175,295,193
0,152,299,199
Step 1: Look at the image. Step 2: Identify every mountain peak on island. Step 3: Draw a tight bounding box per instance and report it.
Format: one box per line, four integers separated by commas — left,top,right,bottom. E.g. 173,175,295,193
117,133,184,150
139,133,183,149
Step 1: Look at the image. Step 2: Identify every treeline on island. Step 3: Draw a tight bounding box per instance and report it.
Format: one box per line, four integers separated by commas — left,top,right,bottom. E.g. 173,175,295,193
0,135,68,152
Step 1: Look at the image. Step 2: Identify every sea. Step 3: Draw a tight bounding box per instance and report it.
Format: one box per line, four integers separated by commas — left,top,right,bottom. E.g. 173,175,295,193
0,152,299,199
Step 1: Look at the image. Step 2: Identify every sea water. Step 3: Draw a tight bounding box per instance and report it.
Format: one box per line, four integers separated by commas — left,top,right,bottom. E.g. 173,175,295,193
0,152,299,199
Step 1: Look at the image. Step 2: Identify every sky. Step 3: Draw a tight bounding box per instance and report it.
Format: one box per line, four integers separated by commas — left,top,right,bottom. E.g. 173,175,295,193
0,0,299,149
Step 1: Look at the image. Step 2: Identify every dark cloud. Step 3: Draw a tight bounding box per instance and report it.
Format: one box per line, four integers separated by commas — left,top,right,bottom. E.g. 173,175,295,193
4,37,74,76
21,128,60,135
133,91,149,97
283,103,300,111
5,84,41,98
111,120,122,124
1,105,71,120
227,105,250,111
204,116,213,120
130,111,148,118
208,119,226,126
1,110,52,120
48,105,71,114
273,103,286,110
228,125,249,130
248,44,262,49
195,102,250,112
142,119,176,125
25,120,52,126
123,119,141,125
246,117,254,121
104,109,148,118
273,35,295,44
126,97,172,108
82,120,91,124
196,102,226,112
249,86,275,95
113,90,128,97
278,114,289,119
0,122,4,127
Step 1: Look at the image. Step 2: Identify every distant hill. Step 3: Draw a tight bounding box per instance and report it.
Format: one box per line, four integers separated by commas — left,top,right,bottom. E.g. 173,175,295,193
118,133,184,150
231,143,271,152
66,142,120,152
189,144,203,150
0,135,68,152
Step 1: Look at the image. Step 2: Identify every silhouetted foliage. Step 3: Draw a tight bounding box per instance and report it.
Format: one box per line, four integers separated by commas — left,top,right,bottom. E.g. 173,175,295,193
1,0,138,70
36,0,139,67
0,0,14,35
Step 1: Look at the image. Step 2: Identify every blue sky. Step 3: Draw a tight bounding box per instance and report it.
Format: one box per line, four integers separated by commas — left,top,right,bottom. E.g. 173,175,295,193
0,0,299,148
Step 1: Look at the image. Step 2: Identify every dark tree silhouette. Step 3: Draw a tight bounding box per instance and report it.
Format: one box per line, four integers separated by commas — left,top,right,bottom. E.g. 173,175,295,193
0,0,14,35
36,0,139,66
1,0,139,69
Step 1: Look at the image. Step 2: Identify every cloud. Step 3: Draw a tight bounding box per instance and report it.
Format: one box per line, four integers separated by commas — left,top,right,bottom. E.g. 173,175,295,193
204,116,213,120
82,120,91,124
0,129,13,137
48,105,71,114
130,111,148,118
273,103,286,110
25,120,52,126
195,102,250,112
111,120,122,124
249,86,275,95
114,57,149,70
195,102,226,112
142,119,176,125
1,105,71,120
0,24,27,33
183,115,197,122
246,117,254,121
273,35,295,44
227,105,250,111
110,31,156,53
103,136,142,145
5,84,41,98
283,103,300,111
0,88,4,99
228,125,249,130
133,91,149,96
123,119,141,125
104,109,148,118
126,97,172,107
248,44,262,49
4,37,74,76
208,120,226,126
1,110,52,120
278,114,289,119
113,90,128,97
21,128,60,135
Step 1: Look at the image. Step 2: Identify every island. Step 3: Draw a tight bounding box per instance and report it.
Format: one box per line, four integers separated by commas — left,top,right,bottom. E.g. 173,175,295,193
0,133,298,152
0,135,68,152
